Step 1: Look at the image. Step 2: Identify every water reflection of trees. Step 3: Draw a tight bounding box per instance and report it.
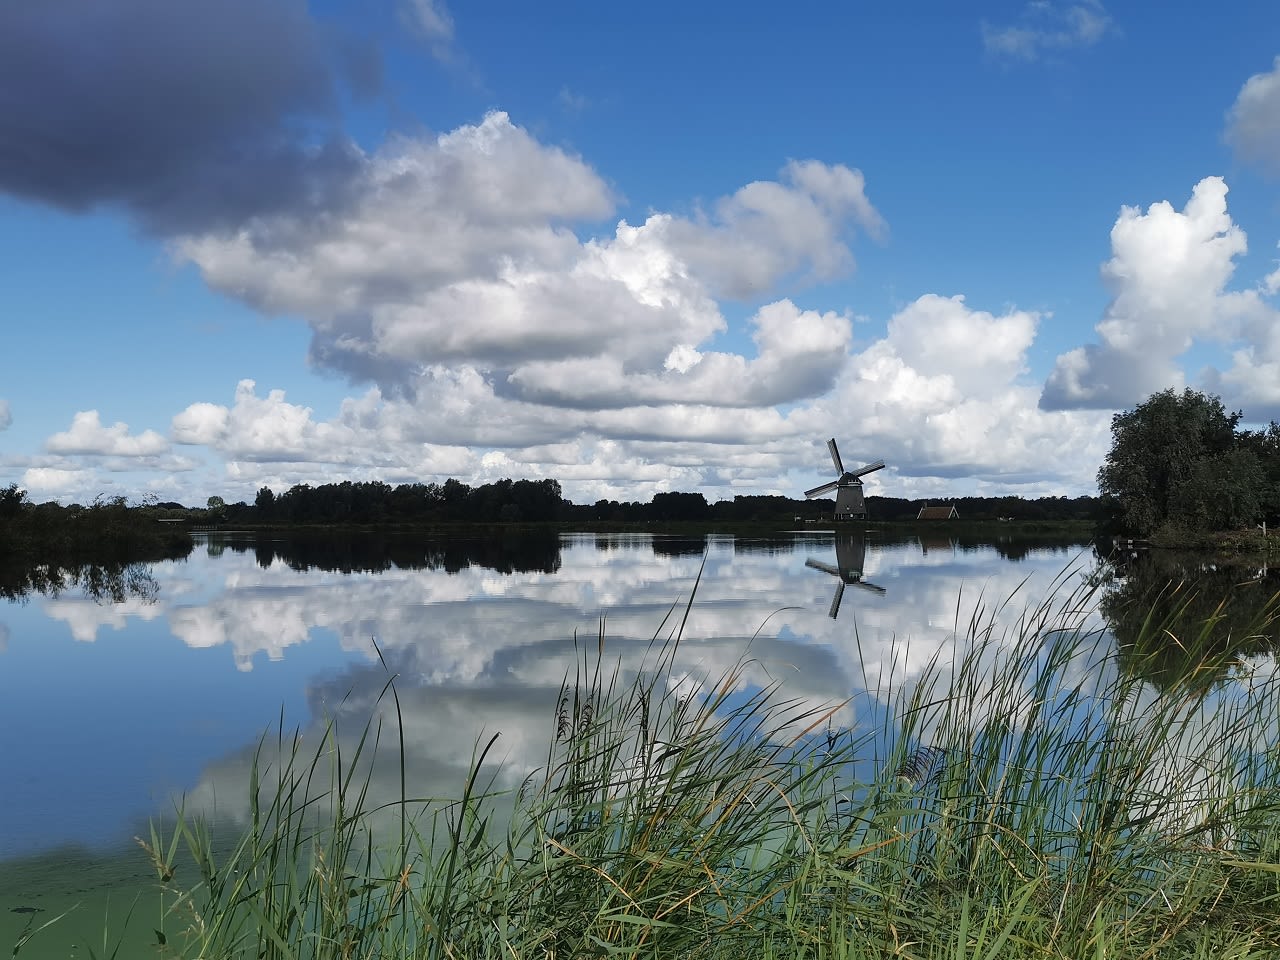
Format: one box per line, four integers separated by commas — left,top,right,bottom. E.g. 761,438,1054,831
651,535,708,558
0,520,189,602
0,560,161,604
1098,547,1280,690
952,531,1089,561
213,530,564,575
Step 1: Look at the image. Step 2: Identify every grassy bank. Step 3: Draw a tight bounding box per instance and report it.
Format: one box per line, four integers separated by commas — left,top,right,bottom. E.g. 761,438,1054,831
22,574,1280,959
1142,526,1278,559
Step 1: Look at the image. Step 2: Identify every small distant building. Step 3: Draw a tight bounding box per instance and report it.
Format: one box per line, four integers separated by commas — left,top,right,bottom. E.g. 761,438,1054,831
917,503,959,520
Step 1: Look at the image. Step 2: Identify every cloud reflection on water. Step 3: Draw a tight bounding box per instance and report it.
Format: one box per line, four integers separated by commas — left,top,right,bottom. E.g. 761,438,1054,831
162,532,1105,837
4,530,1105,860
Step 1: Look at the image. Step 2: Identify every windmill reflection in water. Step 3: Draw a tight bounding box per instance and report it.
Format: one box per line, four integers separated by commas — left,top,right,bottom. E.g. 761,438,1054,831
805,531,886,618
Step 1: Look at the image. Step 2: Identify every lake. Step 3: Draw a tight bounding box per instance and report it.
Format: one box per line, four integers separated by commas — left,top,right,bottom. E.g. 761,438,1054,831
3,526,1276,948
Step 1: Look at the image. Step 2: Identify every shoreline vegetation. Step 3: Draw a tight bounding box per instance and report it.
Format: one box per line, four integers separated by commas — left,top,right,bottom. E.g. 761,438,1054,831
16,573,1280,959
2,478,1101,539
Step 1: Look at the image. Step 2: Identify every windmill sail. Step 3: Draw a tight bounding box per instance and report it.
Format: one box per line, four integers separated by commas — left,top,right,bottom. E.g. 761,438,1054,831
827,438,844,475
828,580,845,618
804,479,841,499
805,558,841,577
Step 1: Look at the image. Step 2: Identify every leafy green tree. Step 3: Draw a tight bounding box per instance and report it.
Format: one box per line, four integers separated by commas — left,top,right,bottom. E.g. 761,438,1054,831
1098,388,1252,537
254,486,276,522
1169,447,1263,532
1236,420,1280,522
0,483,27,519
649,491,710,522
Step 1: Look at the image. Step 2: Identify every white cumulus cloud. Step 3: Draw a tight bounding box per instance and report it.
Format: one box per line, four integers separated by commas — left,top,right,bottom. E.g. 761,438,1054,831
46,410,170,456
505,299,852,409
1264,245,1280,297
1042,177,1279,411
177,111,615,378
805,294,1109,489
158,112,1111,503
174,379,434,466
161,113,918,499
174,112,879,399
21,467,89,497
658,159,885,299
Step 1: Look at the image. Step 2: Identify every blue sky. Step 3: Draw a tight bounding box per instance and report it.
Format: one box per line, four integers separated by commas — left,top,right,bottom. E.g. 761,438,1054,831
1,0,1278,506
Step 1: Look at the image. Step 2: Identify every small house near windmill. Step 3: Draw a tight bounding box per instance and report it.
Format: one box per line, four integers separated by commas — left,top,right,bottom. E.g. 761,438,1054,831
917,503,958,520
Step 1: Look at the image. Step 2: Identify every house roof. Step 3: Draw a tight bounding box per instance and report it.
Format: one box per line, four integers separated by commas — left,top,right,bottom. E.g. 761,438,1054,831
917,504,958,520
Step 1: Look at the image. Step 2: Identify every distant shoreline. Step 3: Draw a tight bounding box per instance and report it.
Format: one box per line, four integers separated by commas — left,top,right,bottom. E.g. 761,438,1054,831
182,517,1097,537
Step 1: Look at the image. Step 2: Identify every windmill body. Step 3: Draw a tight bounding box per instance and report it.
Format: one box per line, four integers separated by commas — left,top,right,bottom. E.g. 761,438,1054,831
803,438,885,522
833,484,866,523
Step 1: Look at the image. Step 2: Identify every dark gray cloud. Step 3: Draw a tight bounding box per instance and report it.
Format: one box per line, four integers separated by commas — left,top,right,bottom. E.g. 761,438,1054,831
0,0,378,233
1225,56,1280,179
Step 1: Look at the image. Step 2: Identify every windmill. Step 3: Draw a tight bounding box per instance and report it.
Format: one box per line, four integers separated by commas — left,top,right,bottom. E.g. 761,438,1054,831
805,532,886,618
804,438,885,522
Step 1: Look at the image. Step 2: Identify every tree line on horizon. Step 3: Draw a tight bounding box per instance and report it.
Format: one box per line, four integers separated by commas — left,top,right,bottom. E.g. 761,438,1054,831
181,478,1099,525
2,475,1101,530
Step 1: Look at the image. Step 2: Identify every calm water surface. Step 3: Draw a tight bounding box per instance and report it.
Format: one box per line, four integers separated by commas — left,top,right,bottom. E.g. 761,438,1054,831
8,527,1280,955
1,528,1098,871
